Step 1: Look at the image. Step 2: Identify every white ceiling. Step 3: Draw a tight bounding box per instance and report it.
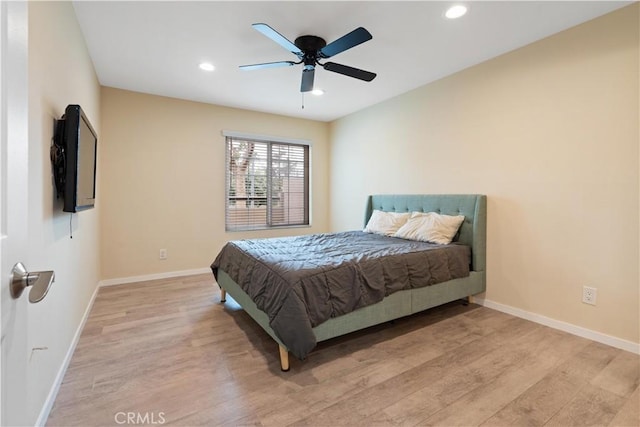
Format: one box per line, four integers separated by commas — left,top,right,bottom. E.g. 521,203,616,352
73,1,631,122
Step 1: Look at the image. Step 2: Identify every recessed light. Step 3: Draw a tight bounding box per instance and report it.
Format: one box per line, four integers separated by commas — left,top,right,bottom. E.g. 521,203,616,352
199,62,215,72
445,5,467,19
311,89,324,96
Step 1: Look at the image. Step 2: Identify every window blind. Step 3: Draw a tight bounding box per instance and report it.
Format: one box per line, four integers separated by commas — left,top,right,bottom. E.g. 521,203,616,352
225,136,309,231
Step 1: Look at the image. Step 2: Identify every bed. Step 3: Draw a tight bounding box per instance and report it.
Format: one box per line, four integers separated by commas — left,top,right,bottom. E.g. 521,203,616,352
211,194,486,371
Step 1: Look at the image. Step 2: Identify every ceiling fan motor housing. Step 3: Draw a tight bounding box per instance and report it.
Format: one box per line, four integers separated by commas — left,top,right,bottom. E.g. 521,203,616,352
295,35,326,68
294,35,327,52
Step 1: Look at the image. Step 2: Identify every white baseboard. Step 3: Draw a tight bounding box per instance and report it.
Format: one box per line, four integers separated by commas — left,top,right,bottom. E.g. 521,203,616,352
35,283,100,426
475,297,640,355
99,267,212,287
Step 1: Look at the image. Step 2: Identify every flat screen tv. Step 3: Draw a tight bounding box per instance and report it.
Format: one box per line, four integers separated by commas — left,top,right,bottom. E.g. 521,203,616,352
51,104,98,213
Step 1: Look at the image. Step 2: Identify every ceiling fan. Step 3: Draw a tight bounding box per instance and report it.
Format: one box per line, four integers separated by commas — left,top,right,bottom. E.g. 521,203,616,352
240,23,377,93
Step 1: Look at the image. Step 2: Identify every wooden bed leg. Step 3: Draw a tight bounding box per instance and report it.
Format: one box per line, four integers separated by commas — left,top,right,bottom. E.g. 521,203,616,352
279,345,290,372
465,295,474,305
220,288,226,303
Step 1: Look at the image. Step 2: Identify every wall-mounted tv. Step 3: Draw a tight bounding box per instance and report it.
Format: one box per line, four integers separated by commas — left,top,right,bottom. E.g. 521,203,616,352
51,104,98,213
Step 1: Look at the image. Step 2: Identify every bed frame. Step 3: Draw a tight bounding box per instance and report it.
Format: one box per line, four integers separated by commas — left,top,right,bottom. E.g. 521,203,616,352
216,194,487,371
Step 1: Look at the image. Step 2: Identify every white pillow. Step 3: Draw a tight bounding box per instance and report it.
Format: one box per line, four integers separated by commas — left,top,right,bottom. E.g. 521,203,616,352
363,210,411,236
393,211,465,244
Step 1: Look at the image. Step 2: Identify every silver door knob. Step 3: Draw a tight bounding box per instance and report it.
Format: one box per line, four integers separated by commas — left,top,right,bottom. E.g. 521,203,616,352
10,262,55,303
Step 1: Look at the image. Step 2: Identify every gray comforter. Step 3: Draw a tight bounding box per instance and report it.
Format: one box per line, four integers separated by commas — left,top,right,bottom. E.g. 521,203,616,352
211,231,470,359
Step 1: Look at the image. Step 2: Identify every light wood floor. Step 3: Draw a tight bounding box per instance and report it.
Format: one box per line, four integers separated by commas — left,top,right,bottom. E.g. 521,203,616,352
47,274,639,427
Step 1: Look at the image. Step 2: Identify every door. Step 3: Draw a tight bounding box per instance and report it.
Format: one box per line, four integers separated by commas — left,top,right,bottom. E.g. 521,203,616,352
1,1,31,426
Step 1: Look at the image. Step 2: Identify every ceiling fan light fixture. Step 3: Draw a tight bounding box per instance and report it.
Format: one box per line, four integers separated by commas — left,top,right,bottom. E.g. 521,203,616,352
311,89,324,96
445,5,468,19
199,62,215,72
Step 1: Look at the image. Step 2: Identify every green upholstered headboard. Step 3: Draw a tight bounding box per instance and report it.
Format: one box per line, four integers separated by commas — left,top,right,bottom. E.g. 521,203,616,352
364,194,487,273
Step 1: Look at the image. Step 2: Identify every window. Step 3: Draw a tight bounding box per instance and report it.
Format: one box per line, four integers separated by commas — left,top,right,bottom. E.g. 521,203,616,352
225,135,310,231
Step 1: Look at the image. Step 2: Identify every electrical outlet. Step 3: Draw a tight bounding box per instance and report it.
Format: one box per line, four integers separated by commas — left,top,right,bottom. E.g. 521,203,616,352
582,286,597,305
159,249,168,260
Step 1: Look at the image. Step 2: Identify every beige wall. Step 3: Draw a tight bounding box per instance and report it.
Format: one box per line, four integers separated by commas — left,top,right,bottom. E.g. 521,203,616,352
329,5,639,344
100,88,330,280
27,1,101,423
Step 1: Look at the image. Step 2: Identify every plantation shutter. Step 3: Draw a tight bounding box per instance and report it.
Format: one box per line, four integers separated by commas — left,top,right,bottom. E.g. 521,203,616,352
225,136,309,231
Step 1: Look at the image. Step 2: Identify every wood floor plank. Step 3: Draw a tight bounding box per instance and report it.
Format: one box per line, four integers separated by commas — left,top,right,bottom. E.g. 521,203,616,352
426,333,586,425
592,350,640,398
483,341,620,426
545,384,627,427
380,327,588,427
609,386,640,427
289,317,541,426
46,274,639,427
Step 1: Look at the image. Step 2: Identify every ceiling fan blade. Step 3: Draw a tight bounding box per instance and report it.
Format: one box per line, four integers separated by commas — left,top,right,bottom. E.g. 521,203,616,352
239,61,296,71
322,62,376,82
319,27,372,58
300,68,315,92
252,23,303,57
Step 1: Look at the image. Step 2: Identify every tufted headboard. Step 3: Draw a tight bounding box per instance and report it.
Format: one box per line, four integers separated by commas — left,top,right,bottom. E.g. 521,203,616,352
364,194,487,273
